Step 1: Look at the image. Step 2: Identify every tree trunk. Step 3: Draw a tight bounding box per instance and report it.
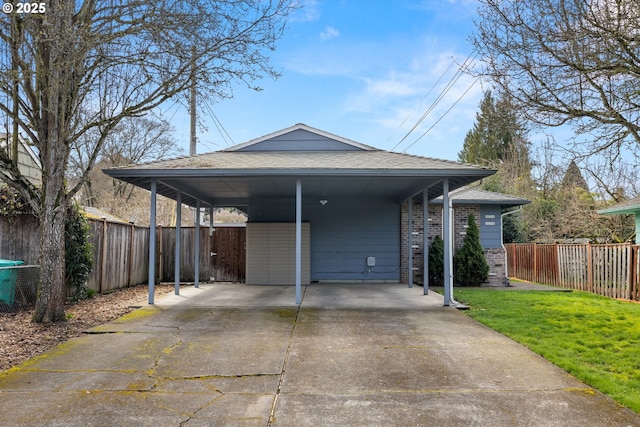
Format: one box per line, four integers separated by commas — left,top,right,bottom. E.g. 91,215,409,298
32,2,71,323
32,196,66,323
32,123,68,323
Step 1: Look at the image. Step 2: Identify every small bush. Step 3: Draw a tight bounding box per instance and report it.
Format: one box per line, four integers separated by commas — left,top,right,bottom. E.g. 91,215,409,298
428,235,444,286
454,214,489,286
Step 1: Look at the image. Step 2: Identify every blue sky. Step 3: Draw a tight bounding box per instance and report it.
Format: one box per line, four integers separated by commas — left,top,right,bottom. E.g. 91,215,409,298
167,0,484,161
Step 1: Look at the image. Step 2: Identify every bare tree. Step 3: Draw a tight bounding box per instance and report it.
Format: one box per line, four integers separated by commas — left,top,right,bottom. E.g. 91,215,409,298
0,0,297,322
472,0,640,163
69,115,183,206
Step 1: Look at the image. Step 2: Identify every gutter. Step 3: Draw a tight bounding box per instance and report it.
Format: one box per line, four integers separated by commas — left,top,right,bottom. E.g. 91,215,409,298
500,205,523,287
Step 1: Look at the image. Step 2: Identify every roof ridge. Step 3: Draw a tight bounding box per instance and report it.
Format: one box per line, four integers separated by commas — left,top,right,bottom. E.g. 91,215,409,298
384,149,491,169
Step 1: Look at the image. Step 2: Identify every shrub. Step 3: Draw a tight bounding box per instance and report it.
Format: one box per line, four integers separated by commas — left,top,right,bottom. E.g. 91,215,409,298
65,201,94,300
0,184,34,220
454,214,489,286
428,235,444,286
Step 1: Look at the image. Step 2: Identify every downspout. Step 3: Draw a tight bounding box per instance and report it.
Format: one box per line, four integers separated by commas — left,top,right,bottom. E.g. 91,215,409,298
501,205,523,287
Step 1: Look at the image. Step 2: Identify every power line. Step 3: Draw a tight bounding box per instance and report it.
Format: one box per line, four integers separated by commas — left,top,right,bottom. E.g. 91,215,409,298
203,99,234,147
391,51,478,152
402,76,479,153
384,59,456,145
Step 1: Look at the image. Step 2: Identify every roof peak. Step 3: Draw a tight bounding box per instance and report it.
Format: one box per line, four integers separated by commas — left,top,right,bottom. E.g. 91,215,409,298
223,123,378,152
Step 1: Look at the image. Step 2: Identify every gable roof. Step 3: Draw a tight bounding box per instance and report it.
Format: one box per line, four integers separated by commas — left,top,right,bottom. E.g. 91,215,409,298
431,186,530,209
597,196,640,215
224,123,376,152
103,124,496,208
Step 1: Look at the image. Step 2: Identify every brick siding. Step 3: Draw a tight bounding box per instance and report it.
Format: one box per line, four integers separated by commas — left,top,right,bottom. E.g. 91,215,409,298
401,200,506,286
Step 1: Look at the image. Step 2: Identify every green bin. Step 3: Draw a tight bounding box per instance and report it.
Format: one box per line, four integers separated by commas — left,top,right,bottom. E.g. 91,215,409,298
0,259,25,306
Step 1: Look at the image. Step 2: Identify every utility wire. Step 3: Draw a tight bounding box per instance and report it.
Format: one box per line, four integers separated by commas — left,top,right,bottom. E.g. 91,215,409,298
203,98,234,147
402,76,479,153
384,60,456,144
391,51,478,152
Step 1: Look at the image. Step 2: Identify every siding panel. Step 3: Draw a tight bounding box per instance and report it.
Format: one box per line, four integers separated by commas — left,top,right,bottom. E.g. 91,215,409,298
307,198,400,282
480,206,502,248
246,223,310,285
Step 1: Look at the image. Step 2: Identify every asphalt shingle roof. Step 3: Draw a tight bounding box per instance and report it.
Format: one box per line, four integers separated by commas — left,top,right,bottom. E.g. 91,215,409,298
110,150,489,173
431,187,530,206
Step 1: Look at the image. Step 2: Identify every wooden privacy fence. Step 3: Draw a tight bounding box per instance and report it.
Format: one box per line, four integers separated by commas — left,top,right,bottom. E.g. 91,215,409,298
0,215,215,295
211,225,246,282
506,243,640,301
88,219,150,293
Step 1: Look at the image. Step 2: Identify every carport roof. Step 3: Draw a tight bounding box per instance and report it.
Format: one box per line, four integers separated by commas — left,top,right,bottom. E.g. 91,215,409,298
103,124,496,208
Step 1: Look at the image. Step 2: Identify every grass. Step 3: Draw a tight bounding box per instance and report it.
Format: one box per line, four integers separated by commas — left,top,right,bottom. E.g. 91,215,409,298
448,286,640,413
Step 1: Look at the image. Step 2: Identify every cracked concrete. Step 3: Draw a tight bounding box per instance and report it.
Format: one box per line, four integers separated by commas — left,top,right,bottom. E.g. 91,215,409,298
1,283,639,426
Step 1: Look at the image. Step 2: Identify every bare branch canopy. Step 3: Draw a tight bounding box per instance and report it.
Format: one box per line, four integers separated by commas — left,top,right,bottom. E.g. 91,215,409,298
472,0,640,159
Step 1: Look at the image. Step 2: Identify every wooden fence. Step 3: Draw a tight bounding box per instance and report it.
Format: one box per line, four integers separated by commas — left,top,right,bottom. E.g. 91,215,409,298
0,214,40,264
88,219,150,293
0,215,215,295
506,243,640,301
211,225,246,282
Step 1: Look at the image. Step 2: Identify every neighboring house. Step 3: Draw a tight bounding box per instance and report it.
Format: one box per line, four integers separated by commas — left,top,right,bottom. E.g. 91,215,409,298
402,187,530,287
597,197,640,244
0,134,41,187
104,124,496,304
82,206,131,224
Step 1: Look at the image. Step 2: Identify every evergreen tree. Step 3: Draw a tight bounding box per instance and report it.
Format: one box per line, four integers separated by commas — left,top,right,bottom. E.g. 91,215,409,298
561,160,590,194
454,214,489,286
502,212,527,243
458,91,529,168
460,89,535,242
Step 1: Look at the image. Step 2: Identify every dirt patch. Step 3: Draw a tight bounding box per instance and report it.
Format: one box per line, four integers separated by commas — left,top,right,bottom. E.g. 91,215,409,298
0,284,173,372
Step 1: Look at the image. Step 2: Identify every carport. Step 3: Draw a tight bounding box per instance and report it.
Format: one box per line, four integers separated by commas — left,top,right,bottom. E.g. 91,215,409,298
104,124,494,305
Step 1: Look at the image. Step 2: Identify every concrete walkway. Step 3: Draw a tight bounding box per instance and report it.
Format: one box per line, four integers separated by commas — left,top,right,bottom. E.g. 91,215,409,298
1,283,639,426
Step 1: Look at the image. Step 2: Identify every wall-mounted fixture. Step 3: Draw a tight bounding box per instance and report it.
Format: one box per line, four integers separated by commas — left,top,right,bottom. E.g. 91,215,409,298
319,199,328,206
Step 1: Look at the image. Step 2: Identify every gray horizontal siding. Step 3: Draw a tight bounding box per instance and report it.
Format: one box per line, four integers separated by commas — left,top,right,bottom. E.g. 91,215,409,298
248,197,401,282
307,198,400,281
237,129,362,151
480,205,502,248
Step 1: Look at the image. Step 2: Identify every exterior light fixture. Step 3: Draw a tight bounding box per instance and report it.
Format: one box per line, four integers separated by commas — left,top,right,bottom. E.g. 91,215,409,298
319,199,328,206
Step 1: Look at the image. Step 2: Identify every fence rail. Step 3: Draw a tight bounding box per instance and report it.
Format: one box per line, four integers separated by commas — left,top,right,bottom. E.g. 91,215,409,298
506,243,640,301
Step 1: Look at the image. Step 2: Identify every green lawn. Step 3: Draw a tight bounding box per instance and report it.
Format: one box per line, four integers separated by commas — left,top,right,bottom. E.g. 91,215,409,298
448,286,640,413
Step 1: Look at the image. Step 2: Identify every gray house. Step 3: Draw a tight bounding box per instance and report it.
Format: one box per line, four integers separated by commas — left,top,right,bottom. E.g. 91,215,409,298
104,124,495,305
402,187,530,286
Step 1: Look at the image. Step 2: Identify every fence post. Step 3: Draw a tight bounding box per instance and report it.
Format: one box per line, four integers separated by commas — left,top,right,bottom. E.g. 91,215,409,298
128,222,134,287
100,218,108,294
628,242,633,301
631,245,640,301
157,225,163,282
587,242,593,293
533,243,538,283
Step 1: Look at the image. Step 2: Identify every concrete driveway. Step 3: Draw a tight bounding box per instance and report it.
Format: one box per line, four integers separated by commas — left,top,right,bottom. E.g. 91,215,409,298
1,283,639,426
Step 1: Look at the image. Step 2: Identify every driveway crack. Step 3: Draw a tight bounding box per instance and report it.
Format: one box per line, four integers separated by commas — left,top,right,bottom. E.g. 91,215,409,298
267,286,305,426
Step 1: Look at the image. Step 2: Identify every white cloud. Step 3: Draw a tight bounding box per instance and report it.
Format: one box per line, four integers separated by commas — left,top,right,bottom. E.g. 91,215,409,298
291,0,321,23
320,26,340,41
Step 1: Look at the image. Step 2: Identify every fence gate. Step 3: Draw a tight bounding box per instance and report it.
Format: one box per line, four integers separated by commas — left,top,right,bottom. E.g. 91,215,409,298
211,225,246,282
